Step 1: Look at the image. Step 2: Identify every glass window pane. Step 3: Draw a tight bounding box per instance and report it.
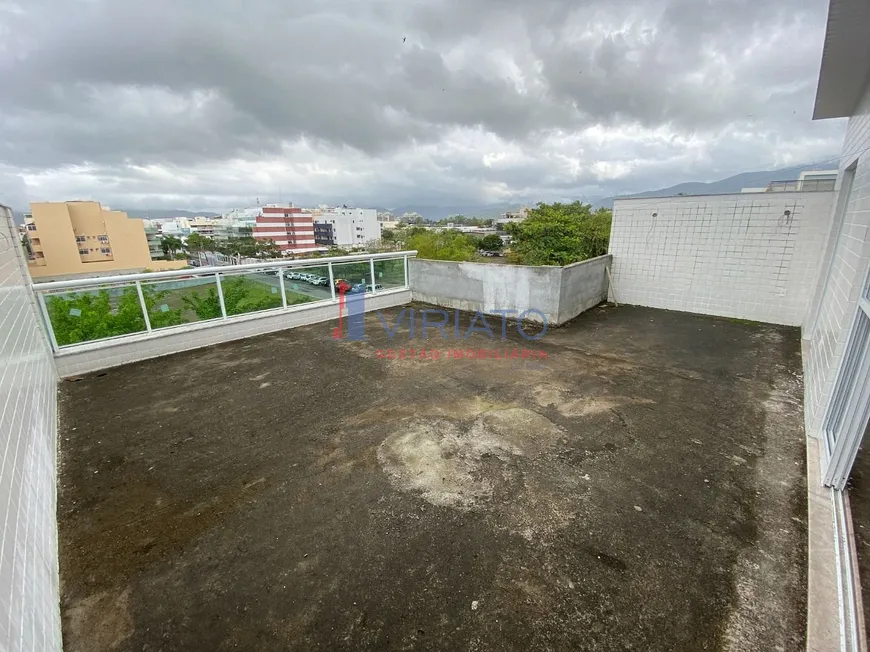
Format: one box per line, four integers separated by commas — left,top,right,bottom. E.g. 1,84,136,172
372,258,406,291
282,264,332,303
140,275,223,326
44,284,148,346
331,261,371,296
218,270,309,316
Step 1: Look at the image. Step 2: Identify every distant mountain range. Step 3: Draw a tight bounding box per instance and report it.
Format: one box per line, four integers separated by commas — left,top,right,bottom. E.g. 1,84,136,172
8,162,836,224
9,207,221,223
375,162,835,218
375,203,522,221
120,209,221,219
592,162,835,209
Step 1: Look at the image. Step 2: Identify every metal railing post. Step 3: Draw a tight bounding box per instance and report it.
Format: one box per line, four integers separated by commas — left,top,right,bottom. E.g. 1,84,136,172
369,258,377,294
36,293,60,352
215,273,227,319
135,280,152,333
278,267,287,309
328,262,336,301
404,255,409,288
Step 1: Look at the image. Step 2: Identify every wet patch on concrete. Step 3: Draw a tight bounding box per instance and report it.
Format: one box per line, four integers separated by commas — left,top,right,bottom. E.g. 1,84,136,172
58,304,808,651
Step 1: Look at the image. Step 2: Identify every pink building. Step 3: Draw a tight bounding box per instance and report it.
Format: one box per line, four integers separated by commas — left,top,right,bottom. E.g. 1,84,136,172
252,204,317,255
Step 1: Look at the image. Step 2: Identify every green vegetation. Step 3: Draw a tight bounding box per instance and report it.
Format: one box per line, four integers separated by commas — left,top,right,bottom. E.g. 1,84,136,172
478,234,504,252
306,247,352,258
182,276,312,319
160,235,184,259
434,215,494,227
47,286,185,346
405,228,478,261
506,201,611,266
185,232,281,260
372,258,406,285
46,276,314,346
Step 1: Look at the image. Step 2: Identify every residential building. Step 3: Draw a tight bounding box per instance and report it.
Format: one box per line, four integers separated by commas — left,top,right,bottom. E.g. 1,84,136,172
187,216,217,236
212,218,255,241
805,0,870,490
142,221,164,259
5,3,870,651
496,206,530,227
24,201,186,279
312,206,380,247
252,203,317,255
313,221,336,246
379,219,402,235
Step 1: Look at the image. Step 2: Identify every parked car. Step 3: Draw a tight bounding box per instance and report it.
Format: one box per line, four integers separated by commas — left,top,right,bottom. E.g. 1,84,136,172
312,276,329,286
366,283,384,291
348,283,367,294
283,271,296,280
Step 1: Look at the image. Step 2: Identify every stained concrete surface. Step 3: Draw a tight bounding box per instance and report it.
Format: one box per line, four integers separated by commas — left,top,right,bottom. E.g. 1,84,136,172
58,304,808,651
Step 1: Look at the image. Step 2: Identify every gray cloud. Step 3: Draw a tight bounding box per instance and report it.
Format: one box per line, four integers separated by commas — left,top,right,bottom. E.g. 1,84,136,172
0,0,846,211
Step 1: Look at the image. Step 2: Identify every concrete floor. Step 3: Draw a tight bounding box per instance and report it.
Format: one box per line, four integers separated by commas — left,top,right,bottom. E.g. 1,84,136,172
58,304,808,651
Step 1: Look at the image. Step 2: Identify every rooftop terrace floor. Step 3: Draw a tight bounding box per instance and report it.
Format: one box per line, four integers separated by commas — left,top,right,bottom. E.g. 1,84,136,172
58,304,808,651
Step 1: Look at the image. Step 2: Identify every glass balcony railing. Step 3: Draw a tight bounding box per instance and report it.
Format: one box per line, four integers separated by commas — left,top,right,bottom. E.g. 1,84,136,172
32,251,415,350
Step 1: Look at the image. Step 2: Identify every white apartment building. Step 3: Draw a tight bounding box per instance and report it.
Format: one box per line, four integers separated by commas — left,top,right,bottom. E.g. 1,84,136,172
312,206,380,247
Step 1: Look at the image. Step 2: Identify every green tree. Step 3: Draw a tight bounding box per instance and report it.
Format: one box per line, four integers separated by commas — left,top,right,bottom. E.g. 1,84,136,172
406,229,477,261
506,202,611,266
181,277,311,320
257,239,281,259
213,236,279,260
478,234,504,252
184,232,214,264
47,287,184,346
435,215,492,227
185,232,211,253
161,235,184,258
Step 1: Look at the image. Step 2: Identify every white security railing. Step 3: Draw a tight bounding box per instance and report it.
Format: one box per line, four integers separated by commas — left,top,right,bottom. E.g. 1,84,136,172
32,251,416,351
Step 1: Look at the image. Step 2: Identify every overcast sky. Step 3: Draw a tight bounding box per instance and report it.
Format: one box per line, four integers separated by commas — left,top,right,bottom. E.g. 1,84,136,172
0,0,845,212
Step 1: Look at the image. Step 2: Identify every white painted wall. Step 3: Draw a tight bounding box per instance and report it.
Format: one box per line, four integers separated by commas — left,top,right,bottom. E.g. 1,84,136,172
804,81,870,438
315,208,380,247
0,206,61,650
409,258,562,324
608,191,835,326
409,256,612,326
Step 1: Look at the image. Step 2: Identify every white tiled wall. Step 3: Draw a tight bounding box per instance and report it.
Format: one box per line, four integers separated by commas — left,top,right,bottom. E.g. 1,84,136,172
608,191,835,325
804,82,870,439
0,206,61,651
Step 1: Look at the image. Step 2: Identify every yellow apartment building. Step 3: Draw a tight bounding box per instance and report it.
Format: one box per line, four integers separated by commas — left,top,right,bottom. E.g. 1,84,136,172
24,201,187,280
